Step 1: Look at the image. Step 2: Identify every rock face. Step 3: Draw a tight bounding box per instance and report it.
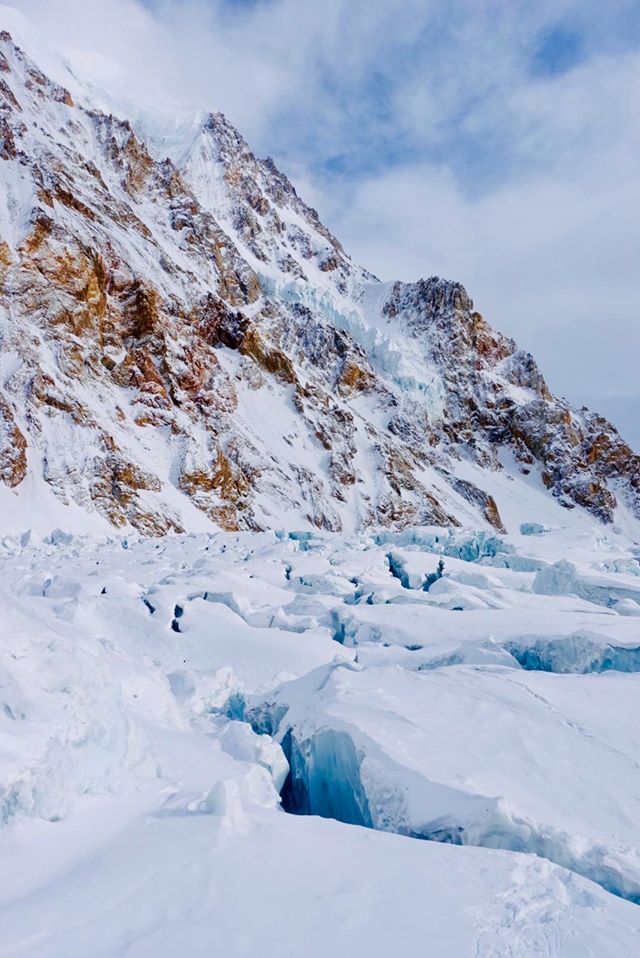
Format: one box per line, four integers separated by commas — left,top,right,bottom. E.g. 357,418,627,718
0,31,638,533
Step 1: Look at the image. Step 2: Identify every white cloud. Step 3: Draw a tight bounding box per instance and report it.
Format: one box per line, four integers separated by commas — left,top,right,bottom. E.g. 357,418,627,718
319,49,640,401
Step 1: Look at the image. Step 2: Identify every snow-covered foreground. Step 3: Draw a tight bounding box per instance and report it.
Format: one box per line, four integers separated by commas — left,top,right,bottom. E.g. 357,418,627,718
1,523,640,956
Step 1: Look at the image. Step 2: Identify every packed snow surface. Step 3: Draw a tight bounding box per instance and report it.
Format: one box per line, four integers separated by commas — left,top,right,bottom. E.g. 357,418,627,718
0,519,640,956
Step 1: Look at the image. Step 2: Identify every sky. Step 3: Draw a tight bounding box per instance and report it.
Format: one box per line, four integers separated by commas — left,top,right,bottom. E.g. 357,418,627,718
5,0,640,440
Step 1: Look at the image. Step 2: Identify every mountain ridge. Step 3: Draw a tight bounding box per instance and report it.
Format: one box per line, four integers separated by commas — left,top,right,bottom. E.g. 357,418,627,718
0,28,638,536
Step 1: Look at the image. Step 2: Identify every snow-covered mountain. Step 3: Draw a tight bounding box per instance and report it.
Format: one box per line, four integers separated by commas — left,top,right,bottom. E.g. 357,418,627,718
4,18,640,958
1,28,639,537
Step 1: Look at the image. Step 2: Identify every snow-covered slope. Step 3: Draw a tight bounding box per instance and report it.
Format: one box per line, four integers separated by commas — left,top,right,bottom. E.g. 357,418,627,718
0,27,639,536
2,524,640,956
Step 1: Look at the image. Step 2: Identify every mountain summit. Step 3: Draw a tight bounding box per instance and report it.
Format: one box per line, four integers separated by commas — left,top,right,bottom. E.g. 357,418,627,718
0,30,638,534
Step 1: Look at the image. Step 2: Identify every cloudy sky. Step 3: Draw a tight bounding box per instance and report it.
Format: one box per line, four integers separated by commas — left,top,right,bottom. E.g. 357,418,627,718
7,0,640,439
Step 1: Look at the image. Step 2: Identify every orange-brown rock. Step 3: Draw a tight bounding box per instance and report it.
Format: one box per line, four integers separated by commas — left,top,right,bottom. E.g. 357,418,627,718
447,475,506,533
0,396,27,487
240,327,298,385
338,358,375,393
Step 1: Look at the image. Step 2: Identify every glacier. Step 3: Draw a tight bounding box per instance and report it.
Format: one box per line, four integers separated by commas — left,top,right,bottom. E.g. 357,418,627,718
1,519,640,956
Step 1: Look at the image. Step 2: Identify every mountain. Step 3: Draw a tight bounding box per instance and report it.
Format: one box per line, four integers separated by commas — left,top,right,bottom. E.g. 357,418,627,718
1,29,639,536
579,393,640,454
5,21,640,958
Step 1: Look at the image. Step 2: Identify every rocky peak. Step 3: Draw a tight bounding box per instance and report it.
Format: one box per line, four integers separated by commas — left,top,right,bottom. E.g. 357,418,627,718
384,276,473,318
0,29,72,105
180,107,367,295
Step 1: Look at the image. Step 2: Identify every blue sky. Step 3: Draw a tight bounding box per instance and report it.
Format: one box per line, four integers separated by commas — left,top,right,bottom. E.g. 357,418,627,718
9,0,640,434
